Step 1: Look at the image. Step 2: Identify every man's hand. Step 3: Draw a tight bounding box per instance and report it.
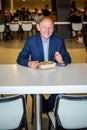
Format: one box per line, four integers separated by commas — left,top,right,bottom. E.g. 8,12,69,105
28,61,39,69
54,52,64,64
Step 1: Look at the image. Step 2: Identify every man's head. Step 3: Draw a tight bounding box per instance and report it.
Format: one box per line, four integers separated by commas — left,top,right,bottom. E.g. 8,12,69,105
37,17,54,41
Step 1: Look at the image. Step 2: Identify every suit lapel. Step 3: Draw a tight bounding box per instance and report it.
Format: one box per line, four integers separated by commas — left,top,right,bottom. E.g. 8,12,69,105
48,37,54,60
36,35,44,60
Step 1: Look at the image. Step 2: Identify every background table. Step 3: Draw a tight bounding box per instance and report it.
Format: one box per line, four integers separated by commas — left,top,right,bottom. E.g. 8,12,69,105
0,64,87,130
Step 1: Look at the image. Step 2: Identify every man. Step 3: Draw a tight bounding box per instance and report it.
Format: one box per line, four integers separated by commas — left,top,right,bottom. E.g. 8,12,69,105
74,32,87,63
42,5,50,16
69,10,82,23
17,17,71,113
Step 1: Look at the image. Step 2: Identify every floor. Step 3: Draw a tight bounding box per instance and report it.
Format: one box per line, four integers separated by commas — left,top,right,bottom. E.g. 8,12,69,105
0,38,86,130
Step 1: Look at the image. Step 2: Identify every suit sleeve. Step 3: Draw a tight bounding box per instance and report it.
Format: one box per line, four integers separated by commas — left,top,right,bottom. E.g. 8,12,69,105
17,38,31,67
59,38,71,65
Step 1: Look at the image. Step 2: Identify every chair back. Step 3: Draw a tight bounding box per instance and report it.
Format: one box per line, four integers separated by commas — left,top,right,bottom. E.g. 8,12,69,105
72,23,83,31
55,95,87,129
0,24,5,32
21,22,32,31
0,95,28,130
9,22,19,32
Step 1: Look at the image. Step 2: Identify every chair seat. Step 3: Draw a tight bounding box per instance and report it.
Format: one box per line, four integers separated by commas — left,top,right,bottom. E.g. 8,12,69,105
21,22,32,31
9,22,19,32
0,24,5,32
0,24,5,40
71,23,83,38
72,23,83,31
21,22,33,39
9,22,20,39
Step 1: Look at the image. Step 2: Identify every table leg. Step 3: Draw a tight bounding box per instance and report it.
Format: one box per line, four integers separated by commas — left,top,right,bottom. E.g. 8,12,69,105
35,94,42,130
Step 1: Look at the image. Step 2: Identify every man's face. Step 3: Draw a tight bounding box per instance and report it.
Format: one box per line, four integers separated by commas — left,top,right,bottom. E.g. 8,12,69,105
38,19,54,41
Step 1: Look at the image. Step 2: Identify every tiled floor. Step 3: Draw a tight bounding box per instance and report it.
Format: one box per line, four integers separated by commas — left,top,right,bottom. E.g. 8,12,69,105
0,38,86,130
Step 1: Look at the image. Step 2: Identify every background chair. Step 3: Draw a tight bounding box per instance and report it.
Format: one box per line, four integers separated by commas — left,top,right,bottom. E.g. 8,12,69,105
71,23,83,38
0,95,28,130
0,24,5,40
48,94,87,130
9,22,20,39
21,22,32,40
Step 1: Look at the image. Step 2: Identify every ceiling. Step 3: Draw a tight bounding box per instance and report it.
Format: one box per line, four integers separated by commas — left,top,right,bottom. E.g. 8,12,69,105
13,0,51,12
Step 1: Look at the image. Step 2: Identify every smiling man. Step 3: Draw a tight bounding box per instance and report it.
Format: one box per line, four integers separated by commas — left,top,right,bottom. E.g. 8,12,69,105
17,16,71,113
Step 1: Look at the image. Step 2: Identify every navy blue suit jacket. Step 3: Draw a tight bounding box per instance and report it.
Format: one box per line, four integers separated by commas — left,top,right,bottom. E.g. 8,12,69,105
17,33,71,66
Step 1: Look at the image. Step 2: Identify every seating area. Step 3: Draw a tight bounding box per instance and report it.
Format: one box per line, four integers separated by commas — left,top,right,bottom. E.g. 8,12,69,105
1,21,87,41
0,21,37,41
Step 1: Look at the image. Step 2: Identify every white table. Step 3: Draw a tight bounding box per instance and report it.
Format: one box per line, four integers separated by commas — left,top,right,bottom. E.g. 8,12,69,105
0,64,87,130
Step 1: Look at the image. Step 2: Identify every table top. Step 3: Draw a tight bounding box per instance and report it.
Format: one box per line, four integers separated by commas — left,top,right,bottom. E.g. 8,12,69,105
0,64,87,94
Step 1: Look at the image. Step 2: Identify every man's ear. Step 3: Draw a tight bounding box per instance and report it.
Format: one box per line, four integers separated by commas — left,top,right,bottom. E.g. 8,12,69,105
36,24,40,31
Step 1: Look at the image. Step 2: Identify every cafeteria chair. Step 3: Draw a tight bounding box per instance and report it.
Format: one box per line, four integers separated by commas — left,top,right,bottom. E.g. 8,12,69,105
9,22,20,39
21,22,32,39
48,94,87,130
0,95,28,130
0,24,5,40
0,94,28,104
71,22,83,38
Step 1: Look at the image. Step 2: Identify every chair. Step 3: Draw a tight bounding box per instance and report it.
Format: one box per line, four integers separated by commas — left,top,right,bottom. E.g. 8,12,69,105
48,94,87,130
71,23,83,38
0,24,5,40
9,22,20,39
0,95,28,130
21,22,32,39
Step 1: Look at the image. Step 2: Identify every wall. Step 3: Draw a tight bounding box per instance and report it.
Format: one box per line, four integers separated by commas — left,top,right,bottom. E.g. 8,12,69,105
14,0,51,11
2,0,87,12
2,0,51,12
2,0,10,10
71,0,87,10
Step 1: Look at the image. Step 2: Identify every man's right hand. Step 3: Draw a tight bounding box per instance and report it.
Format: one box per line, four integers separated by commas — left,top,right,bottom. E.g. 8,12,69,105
28,61,39,69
